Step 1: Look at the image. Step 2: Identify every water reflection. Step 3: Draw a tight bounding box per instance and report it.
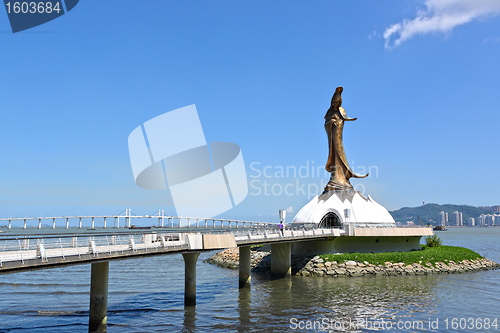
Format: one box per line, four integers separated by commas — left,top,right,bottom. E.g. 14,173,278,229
237,286,251,332
183,305,196,332
240,273,442,332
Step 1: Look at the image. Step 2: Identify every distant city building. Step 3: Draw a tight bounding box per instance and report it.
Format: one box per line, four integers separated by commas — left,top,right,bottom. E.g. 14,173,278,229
478,214,486,226
477,214,500,226
468,217,475,226
479,205,500,213
439,211,448,226
495,215,500,226
453,211,463,226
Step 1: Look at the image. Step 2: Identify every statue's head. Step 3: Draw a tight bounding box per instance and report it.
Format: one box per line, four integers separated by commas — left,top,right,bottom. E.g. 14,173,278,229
331,87,343,108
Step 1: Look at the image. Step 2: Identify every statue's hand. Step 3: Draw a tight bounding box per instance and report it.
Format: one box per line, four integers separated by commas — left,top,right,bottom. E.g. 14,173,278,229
339,107,357,121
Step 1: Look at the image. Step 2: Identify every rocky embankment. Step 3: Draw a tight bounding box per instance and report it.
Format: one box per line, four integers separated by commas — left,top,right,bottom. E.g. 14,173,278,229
205,248,500,277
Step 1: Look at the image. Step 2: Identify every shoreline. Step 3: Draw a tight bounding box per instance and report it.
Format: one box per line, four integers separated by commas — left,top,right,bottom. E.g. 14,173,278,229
205,247,500,277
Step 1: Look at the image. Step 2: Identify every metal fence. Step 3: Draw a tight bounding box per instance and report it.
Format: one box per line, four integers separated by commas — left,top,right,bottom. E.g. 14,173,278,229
0,232,188,267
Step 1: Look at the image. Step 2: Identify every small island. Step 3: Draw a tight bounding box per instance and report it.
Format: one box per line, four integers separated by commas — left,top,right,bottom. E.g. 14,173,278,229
206,243,499,277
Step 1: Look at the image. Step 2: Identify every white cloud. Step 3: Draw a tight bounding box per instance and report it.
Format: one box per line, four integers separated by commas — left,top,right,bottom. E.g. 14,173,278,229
367,30,377,40
384,0,500,48
483,36,500,44
285,206,294,214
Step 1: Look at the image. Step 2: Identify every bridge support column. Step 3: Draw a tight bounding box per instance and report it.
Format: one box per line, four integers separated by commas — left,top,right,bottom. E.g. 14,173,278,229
239,246,251,288
182,252,200,306
271,242,291,278
89,261,109,332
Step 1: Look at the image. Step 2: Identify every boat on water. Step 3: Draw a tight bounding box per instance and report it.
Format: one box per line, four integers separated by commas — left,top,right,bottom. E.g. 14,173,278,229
433,225,447,231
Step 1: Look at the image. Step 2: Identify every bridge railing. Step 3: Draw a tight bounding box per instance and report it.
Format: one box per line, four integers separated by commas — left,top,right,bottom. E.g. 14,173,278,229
291,221,432,229
0,232,189,267
0,214,276,230
343,222,431,228
158,216,274,229
233,226,343,243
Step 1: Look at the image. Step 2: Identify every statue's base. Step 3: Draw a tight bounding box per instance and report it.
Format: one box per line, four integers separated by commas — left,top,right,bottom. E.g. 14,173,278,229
291,190,396,228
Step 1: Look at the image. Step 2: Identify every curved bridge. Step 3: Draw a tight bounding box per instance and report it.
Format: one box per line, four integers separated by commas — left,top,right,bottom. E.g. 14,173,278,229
0,212,432,332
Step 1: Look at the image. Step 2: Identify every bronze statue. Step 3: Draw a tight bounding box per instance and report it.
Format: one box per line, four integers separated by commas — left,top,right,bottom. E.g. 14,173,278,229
324,87,368,191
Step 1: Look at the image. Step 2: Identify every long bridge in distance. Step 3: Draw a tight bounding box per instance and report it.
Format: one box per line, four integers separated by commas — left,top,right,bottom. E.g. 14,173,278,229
0,210,432,332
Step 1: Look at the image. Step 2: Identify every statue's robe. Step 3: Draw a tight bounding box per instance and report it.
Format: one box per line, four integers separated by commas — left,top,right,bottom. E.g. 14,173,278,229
324,106,368,191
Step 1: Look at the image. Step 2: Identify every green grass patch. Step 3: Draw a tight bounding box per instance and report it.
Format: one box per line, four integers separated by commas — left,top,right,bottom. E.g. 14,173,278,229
319,245,483,267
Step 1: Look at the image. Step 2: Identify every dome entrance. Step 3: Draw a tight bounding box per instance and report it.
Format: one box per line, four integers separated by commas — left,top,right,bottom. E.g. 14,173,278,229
319,212,342,228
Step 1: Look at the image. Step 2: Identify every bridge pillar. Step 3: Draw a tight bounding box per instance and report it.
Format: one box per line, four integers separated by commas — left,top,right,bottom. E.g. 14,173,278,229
271,242,291,278
89,261,109,332
182,252,200,306
239,246,251,288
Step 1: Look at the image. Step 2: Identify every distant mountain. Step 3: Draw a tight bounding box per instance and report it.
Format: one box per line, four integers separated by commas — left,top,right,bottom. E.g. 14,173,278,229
389,203,491,225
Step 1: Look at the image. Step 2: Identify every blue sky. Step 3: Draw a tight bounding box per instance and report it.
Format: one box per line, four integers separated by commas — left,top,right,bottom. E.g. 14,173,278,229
1,0,500,223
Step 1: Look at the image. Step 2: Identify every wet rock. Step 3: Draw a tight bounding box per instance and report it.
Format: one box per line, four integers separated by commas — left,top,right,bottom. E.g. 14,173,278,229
206,249,499,278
